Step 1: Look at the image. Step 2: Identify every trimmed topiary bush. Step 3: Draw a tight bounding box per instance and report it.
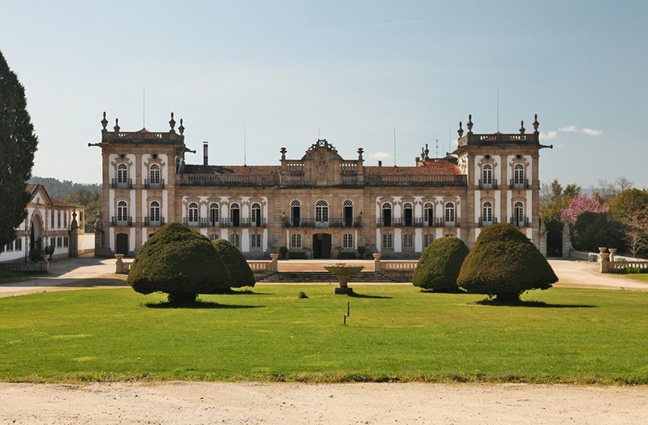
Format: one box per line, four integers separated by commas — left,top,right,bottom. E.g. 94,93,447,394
212,239,255,288
457,223,558,302
412,237,469,292
128,223,231,304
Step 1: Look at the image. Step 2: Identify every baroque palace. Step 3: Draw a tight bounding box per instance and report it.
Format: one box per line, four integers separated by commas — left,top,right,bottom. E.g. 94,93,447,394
91,113,551,259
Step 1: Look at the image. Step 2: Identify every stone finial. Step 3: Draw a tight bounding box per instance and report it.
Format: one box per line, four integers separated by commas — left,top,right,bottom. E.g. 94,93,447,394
280,147,287,160
169,112,176,132
533,113,539,134
113,118,120,132
357,147,364,161
457,121,464,138
101,112,108,132
424,143,430,159
467,114,473,134
519,120,526,134
178,118,185,135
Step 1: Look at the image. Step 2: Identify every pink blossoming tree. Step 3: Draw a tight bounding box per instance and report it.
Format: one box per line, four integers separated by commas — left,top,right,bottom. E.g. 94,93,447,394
561,195,608,224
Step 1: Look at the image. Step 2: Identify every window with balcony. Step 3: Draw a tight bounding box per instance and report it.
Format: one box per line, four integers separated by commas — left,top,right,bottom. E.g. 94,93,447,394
343,200,353,227
445,202,455,223
423,234,434,248
117,201,128,225
290,200,301,226
251,203,262,227
149,201,160,224
514,202,525,226
117,164,128,186
209,203,219,226
482,164,492,185
482,201,493,224
231,203,240,227
188,202,199,224
424,203,434,226
149,164,161,187
382,203,392,227
315,200,329,225
514,164,524,184
403,203,413,227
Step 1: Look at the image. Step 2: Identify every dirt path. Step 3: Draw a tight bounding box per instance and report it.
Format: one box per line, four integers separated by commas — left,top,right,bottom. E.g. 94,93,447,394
549,259,648,291
1,382,646,425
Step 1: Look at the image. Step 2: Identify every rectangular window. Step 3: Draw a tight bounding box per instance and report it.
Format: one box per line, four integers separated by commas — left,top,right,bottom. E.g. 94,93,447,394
57,211,61,229
424,234,434,248
64,212,67,228
6,242,13,252
382,234,393,249
16,238,22,251
56,237,62,248
229,233,240,248
251,234,261,249
290,234,302,249
209,234,219,240
342,234,353,249
63,237,69,247
403,234,414,249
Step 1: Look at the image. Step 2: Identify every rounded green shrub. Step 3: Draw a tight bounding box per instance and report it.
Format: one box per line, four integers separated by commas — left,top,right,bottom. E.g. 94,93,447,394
412,237,468,291
212,239,255,288
457,223,558,302
128,223,231,303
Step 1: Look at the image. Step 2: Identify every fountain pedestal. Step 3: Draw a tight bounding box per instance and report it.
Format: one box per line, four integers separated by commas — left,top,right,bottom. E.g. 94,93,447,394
324,264,364,294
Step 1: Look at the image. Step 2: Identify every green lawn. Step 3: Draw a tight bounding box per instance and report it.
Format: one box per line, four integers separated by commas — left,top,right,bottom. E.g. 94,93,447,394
0,270,36,284
1,285,647,384
626,273,648,283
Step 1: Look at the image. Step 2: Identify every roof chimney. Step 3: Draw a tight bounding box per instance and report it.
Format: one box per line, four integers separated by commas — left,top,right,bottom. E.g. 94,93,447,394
203,141,208,166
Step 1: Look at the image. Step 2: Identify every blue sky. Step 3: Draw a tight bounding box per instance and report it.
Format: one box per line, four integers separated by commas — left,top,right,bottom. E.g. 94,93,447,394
2,0,647,187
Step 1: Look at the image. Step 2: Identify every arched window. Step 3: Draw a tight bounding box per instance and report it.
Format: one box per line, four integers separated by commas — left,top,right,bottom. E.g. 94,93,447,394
290,200,301,227
231,203,240,227
150,201,160,224
188,202,199,224
403,202,413,226
482,164,492,185
482,201,493,224
445,202,455,223
117,201,128,224
514,202,525,226
315,200,329,224
382,203,392,227
514,164,525,185
343,200,353,227
251,203,262,227
149,164,160,185
424,202,434,226
209,203,219,226
117,164,128,184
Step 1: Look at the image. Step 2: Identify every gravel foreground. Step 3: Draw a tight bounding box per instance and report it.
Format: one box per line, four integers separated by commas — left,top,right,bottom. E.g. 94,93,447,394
1,382,646,425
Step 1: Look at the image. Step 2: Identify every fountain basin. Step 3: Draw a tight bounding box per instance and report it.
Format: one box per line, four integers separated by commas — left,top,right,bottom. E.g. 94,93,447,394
324,264,364,294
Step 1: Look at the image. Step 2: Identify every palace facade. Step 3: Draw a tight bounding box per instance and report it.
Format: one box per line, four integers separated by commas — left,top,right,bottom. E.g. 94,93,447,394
92,113,551,258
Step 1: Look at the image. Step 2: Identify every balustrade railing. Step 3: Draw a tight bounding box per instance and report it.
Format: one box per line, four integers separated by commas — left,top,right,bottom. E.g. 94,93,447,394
282,218,361,228
509,179,529,189
478,179,498,190
478,217,498,227
144,216,166,227
110,216,133,226
144,178,166,189
111,178,132,189
510,216,530,227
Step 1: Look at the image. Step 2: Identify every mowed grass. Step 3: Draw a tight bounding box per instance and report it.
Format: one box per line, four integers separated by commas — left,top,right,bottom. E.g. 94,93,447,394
626,273,648,283
1,285,648,384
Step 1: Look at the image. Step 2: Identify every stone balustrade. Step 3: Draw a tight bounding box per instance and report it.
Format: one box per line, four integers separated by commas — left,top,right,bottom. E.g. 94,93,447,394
598,247,648,273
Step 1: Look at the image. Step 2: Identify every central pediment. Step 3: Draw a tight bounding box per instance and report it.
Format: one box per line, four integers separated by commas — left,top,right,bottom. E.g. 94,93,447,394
301,139,343,161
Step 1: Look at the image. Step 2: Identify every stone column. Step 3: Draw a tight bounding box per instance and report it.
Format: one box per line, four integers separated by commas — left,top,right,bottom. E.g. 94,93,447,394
372,252,382,272
598,247,609,273
69,211,79,257
562,221,572,258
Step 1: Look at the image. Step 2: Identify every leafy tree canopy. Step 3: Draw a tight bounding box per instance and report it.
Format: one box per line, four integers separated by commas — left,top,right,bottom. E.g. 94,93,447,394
0,50,38,246
457,224,557,302
412,237,468,292
607,189,648,223
212,239,255,288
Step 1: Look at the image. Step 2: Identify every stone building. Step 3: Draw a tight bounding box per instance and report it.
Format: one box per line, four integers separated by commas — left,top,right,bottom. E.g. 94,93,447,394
91,113,551,258
0,184,86,262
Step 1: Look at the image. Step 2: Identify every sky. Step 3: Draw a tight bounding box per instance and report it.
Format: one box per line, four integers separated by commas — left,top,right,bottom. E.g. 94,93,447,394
2,0,647,188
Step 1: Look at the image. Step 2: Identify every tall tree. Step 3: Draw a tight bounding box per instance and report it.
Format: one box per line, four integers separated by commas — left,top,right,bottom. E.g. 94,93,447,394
0,51,38,246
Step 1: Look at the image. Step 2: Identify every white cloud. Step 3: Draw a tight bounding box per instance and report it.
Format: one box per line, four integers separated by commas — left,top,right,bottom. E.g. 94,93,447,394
558,125,578,132
370,151,392,160
541,131,558,140
581,128,603,136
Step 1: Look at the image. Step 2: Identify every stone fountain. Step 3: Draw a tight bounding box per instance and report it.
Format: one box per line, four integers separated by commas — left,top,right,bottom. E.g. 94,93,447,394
324,263,364,294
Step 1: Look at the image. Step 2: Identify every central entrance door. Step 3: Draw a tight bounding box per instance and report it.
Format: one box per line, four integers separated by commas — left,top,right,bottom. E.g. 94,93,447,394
312,233,332,259
116,233,129,256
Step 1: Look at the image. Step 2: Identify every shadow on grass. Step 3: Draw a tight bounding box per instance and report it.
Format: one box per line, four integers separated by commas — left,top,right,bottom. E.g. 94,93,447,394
221,289,274,296
144,300,264,309
475,299,595,308
346,291,392,299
